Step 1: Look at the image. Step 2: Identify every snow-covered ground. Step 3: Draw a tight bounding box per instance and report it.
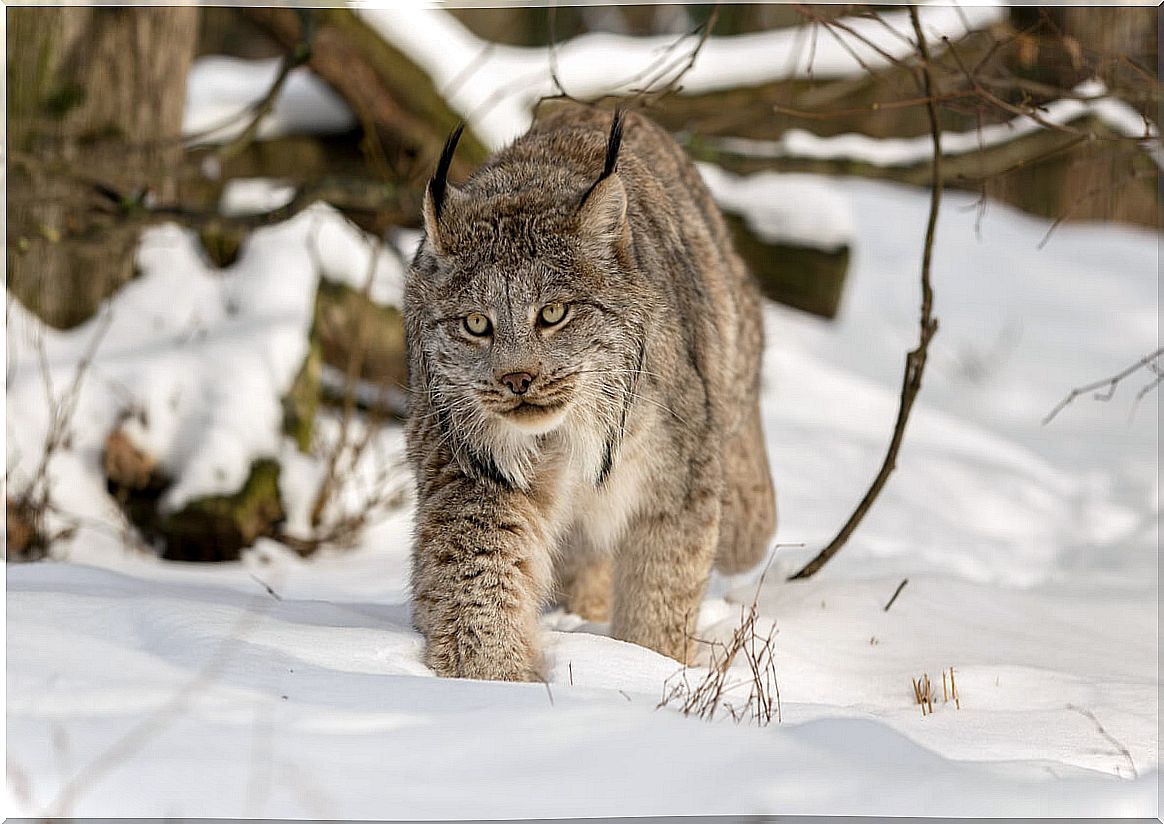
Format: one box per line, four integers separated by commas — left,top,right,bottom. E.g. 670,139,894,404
7,174,1158,818
7,5,1160,818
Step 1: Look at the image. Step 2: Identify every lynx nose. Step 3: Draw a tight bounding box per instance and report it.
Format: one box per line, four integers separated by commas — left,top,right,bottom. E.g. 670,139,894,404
500,372,534,395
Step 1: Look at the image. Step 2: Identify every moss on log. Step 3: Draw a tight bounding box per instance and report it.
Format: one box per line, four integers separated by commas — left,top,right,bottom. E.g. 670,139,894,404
156,459,284,562
283,336,323,452
197,220,248,268
315,279,407,393
106,432,286,563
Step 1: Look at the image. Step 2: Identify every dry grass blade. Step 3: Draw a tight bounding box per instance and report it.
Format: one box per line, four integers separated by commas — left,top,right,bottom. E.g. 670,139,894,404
279,222,411,557
7,309,114,561
914,667,961,716
658,583,781,727
912,672,935,715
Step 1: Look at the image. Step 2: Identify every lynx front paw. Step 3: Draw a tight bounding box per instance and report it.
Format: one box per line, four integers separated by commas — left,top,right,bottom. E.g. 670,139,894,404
424,629,543,682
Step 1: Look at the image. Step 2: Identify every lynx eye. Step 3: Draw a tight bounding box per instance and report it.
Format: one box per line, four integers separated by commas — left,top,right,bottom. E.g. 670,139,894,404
464,312,492,336
538,302,568,327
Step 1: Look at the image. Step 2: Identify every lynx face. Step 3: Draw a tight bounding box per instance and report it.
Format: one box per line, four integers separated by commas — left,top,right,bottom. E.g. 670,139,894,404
409,177,643,484
428,251,616,437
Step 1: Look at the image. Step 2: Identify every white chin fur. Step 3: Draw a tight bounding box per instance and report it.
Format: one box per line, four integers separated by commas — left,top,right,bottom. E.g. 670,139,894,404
501,407,569,436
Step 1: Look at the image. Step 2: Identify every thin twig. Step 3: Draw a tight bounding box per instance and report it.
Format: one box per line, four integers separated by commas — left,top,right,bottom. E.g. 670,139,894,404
9,309,114,559
307,233,383,530
1042,347,1164,425
249,574,284,601
883,578,909,612
789,5,941,581
209,18,314,161
623,5,721,106
1131,367,1163,419
795,5,914,74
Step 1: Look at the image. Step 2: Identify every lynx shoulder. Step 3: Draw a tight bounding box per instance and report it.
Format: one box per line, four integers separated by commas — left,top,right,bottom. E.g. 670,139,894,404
404,103,775,680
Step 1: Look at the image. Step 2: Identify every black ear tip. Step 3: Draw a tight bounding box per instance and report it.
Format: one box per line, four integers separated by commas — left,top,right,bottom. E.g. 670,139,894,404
604,108,625,180
447,122,466,150
579,108,627,209
430,122,465,219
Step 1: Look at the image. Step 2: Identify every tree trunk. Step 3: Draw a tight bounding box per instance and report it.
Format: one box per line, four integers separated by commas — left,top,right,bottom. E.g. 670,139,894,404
7,7,199,328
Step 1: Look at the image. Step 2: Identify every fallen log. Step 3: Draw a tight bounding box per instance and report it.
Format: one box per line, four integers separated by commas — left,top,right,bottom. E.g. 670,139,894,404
687,115,1159,229
243,8,488,183
105,430,285,562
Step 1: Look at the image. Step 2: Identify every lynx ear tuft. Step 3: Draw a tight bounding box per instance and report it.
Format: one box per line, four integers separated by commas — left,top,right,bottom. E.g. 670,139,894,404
423,123,466,255
599,108,624,183
577,109,628,247
430,123,464,220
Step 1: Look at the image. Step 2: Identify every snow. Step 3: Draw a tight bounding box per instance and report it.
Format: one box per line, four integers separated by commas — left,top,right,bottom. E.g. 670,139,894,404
219,177,296,216
310,216,409,309
6,174,1158,818
698,163,855,250
6,9,1160,816
183,56,355,142
3,203,402,523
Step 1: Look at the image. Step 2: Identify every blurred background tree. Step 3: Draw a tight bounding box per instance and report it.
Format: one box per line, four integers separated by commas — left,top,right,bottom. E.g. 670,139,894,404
8,8,199,328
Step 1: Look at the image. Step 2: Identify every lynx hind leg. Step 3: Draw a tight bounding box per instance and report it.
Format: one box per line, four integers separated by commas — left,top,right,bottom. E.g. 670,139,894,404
553,533,613,623
612,481,721,664
715,404,776,575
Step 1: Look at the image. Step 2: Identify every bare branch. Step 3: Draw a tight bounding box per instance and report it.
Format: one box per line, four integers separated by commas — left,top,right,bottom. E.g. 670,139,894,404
789,4,942,581
187,13,315,157
1043,347,1164,425
631,4,720,102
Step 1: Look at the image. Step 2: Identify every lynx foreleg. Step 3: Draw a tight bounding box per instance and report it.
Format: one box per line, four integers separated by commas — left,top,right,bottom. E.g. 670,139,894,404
411,481,553,681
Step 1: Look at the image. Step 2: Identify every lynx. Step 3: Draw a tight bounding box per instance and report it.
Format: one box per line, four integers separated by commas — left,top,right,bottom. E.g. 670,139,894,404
404,103,775,681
